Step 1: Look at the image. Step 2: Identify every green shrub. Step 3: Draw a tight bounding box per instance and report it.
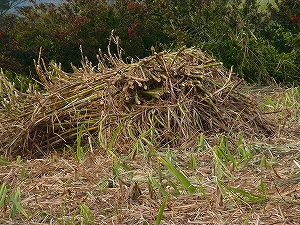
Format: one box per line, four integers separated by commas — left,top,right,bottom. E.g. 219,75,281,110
240,37,299,84
1,0,299,85
0,14,25,73
268,0,300,35
8,0,172,72
11,0,115,72
112,0,171,57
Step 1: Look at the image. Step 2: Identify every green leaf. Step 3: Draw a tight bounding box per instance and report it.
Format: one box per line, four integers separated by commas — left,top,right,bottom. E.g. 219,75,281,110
0,157,10,165
98,124,107,149
243,209,253,225
158,157,196,194
107,122,124,156
10,188,28,219
225,185,266,204
166,179,181,196
219,135,237,169
155,195,168,225
0,183,9,208
194,173,207,198
213,146,234,179
258,178,266,196
197,133,206,152
148,174,168,197
16,155,22,164
259,155,266,170
80,204,94,224
188,153,197,169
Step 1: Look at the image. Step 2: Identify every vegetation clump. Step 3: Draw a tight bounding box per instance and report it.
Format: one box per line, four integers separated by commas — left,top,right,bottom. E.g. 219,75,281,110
0,35,276,157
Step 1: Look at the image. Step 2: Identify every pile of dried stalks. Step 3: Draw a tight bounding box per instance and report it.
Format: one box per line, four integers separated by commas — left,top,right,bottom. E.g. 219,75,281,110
0,35,276,157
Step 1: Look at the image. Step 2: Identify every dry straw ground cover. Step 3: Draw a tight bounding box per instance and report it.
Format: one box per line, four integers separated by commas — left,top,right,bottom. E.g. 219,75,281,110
0,34,300,224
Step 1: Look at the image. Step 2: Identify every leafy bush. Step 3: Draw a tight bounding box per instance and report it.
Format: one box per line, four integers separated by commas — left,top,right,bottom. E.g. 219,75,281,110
0,0,299,85
10,0,115,72
268,0,300,35
240,37,299,84
0,14,25,73
6,0,173,72
112,0,171,58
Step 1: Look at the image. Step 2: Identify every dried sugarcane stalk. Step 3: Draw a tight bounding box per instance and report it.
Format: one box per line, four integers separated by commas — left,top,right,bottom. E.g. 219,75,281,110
0,32,276,156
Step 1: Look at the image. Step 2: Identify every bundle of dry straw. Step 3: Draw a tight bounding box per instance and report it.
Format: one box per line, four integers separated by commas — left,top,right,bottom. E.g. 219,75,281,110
0,35,275,157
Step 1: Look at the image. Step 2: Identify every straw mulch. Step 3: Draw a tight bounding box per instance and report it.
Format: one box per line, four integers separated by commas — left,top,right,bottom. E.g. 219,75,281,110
0,36,275,157
1,140,300,224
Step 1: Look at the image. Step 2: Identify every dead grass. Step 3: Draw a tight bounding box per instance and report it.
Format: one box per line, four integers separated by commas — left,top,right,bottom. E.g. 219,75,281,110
0,33,299,224
0,136,300,224
0,34,276,157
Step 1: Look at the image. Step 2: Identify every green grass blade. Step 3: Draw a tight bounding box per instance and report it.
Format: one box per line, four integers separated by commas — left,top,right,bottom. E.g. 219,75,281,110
257,178,266,196
76,124,83,150
107,122,125,155
166,179,181,195
197,133,206,152
214,178,229,201
98,131,106,150
16,155,22,164
80,204,94,224
243,209,253,225
155,195,168,225
225,185,266,204
0,183,9,208
188,153,197,169
148,173,168,197
236,133,253,167
158,157,196,194
194,174,207,198
0,157,10,165
10,188,28,219
219,135,237,169
259,155,267,171
213,146,234,179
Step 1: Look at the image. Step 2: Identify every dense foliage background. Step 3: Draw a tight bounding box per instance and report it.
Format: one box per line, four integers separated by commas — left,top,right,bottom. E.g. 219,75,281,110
0,0,299,86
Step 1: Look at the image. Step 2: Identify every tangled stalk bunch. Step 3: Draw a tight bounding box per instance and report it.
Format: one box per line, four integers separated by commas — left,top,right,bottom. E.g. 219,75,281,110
0,32,275,157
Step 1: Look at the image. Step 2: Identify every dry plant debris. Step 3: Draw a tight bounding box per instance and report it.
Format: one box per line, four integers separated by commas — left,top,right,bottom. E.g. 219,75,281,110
0,139,300,224
0,37,275,157
0,34,300,224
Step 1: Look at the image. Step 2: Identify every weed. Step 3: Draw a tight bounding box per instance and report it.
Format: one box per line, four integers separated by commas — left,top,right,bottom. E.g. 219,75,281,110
0,157,10,165
130,127,155,160
20,165,26,180
0,183,29,220
79,204,94,225
211,134,267,206
158,156,196,194
188,153,197,170
224,184,266,204
10,187,28,219
148,173,168,197
66,124,86,163
0,183,9,209
197,133,207,152
155,195,168,225
16,155,22,164
98,117,123,157
236,133,253,167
